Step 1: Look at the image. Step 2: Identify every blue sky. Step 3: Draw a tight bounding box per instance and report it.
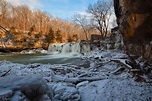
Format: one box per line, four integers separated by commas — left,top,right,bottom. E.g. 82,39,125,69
6,0,98,20
38,0,98,19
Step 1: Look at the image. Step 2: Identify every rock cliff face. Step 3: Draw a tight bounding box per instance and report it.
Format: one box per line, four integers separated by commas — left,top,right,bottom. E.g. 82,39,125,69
114,0,152,61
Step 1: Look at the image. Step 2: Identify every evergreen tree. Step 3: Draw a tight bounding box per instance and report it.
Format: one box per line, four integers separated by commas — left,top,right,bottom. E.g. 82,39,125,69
55,29,62,43
72,34,78,42
46,27,55,43
67,35,73,42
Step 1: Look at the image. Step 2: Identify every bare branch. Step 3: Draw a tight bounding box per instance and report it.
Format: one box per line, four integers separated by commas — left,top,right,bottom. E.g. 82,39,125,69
87,0,113,37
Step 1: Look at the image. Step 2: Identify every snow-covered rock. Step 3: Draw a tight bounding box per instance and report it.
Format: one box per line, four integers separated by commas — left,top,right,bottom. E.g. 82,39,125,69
78,78,152,101
0,76,53,101
0,49,151,101
49,83,80,101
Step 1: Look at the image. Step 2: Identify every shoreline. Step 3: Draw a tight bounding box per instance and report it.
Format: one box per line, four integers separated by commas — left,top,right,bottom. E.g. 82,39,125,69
0,50,152,100
0,48,48,53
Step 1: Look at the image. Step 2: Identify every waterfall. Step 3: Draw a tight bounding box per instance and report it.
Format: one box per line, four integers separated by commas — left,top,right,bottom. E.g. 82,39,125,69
48,43,64,54
61,43,80,54
61,43,73,53
71,43,81,53
48,42,90,55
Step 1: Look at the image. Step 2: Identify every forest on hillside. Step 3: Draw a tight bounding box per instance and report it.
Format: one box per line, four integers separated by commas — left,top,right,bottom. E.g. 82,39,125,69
0,0,115,50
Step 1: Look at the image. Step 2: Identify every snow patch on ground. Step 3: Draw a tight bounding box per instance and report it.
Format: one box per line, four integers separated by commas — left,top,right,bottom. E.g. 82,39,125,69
0,50,152,101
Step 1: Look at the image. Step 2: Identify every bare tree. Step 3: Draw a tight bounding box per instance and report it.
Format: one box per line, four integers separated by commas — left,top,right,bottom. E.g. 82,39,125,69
73,14,91,40
11,5,32,31
33,10,43,32
87,0,113,37
0,0,10,27
33,10,52,33
20,5,31,31
0,0,94,43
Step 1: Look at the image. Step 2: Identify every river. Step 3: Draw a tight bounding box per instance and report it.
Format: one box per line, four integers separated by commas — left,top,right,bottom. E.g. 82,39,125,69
0,53,81,64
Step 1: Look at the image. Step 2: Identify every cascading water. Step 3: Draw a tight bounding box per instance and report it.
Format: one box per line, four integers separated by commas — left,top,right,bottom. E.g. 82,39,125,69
61,43,81,54
48,43,64,54
71,43,81,53
48,42,90,56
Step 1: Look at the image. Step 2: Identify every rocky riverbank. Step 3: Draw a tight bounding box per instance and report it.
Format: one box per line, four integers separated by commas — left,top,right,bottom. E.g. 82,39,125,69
0,50,151,101
114,0,152,61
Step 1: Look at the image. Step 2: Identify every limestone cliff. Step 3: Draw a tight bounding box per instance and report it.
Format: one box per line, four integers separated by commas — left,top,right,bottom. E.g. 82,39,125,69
114,0,152,61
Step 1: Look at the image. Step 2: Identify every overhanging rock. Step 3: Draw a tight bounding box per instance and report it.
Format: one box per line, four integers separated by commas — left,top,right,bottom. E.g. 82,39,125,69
114,0,152,61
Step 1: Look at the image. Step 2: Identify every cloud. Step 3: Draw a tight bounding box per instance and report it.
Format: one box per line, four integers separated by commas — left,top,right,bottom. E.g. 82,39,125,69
73,11,91,17
5,0,42,9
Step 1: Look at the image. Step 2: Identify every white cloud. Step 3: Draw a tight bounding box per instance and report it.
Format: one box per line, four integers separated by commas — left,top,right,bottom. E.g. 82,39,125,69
74,11,92,17
5,0,42,9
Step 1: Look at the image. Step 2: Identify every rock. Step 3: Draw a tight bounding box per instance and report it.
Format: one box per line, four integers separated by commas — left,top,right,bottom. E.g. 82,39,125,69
78,79,152,101
92,27,124,50
114,0,152,61
76,81,89,88
50,83,80,101
0,76,53,101
10,91,26,101
109,27,124,50
0,90,13,101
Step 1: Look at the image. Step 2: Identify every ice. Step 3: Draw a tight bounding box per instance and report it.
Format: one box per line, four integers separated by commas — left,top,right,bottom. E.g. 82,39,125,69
20,48,48,54
0,50,151,101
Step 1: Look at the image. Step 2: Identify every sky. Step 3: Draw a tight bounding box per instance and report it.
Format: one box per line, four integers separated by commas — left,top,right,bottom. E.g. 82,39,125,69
6,0,98,20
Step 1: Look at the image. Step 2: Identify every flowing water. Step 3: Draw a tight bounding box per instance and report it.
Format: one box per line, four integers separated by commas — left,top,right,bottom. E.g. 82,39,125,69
0,42,90,64
48,42,90,54
0,53,81,64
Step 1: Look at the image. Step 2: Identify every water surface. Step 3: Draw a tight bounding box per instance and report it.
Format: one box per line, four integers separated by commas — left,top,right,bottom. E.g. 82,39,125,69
0,53,81,64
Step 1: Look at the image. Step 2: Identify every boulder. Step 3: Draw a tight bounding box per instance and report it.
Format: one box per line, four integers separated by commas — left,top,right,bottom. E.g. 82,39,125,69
49,83,80,101
0,76,53,101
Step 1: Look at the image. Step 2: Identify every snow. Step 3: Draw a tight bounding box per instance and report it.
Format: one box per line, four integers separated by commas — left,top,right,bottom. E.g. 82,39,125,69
78,78,152,101
0,50,152,101
20,48,48,54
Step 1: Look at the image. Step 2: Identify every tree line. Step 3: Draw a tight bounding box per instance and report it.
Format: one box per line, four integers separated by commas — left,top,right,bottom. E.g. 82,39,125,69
73,0,116,39
0,0,96,43
0,0,115,45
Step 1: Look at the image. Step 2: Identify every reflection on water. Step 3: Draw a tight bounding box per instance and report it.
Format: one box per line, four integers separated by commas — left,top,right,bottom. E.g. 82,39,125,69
0,53,81,64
